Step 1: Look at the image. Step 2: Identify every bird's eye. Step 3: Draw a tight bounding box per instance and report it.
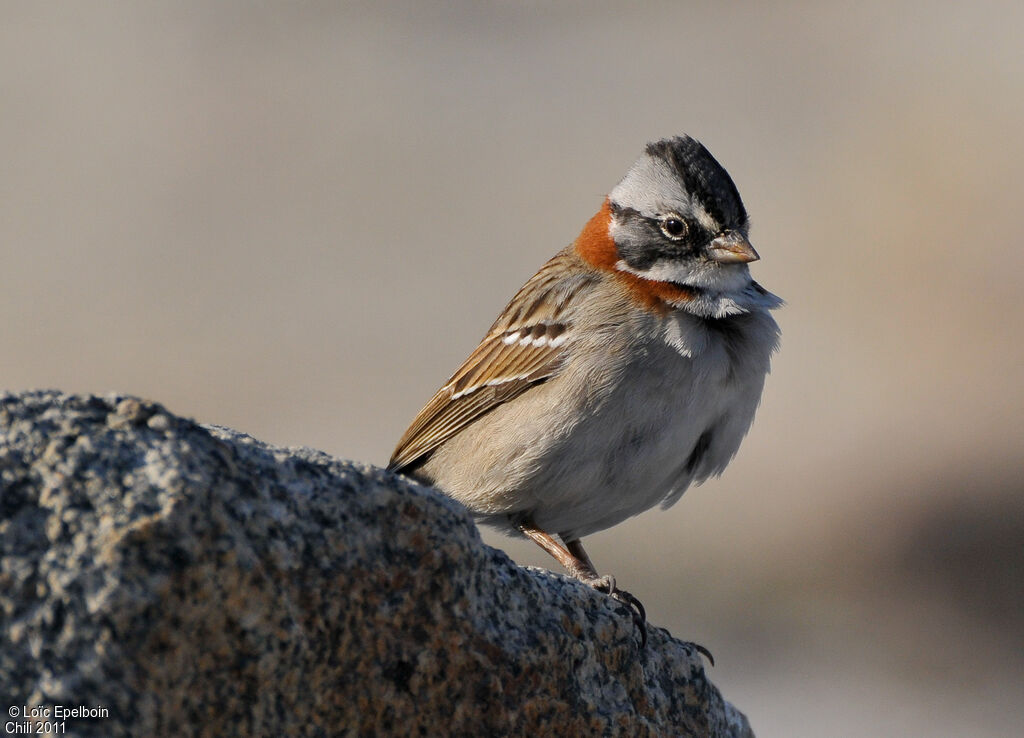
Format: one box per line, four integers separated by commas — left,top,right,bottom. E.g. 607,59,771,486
660,216,687,240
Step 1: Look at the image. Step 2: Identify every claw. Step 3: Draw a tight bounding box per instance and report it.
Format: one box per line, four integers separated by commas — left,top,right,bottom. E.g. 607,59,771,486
686,641,715,666
584,575,648,648
612,589,648,649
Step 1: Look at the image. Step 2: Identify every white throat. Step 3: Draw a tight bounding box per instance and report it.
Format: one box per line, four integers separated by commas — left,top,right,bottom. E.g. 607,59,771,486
614,258,783,318
614,258,752,292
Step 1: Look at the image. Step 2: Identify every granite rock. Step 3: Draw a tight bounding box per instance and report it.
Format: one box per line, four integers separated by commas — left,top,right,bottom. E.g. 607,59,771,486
0,391,753,737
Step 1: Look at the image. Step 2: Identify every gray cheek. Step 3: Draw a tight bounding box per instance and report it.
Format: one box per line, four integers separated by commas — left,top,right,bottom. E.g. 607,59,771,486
612,219,692,271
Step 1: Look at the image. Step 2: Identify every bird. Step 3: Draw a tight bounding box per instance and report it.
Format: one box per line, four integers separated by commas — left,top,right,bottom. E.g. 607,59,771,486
388,135,781,648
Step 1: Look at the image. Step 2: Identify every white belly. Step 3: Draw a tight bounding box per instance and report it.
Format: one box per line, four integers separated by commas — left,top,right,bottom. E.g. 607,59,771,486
525,309,778,540
421,307,779,542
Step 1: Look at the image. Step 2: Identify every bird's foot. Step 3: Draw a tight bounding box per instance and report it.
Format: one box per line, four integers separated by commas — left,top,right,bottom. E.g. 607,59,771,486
584,575,648,648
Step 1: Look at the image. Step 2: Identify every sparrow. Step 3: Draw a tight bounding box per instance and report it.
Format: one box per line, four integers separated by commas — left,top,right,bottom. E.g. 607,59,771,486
388,136,781,648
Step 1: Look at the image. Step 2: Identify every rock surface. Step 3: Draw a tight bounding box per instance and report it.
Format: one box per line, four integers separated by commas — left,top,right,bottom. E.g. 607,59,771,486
0,391,753,737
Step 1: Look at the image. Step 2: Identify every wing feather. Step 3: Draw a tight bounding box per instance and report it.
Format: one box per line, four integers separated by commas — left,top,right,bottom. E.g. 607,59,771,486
388,249,596,472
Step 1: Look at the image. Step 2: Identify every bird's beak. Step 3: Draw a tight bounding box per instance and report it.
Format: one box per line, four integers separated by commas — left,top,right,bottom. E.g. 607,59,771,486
706,233,760,264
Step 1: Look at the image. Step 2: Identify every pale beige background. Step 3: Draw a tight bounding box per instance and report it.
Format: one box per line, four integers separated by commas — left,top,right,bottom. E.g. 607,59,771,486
2,2,1022,735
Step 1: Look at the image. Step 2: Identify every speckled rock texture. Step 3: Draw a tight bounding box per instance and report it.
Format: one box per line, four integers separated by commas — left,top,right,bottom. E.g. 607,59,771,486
0,391,753,737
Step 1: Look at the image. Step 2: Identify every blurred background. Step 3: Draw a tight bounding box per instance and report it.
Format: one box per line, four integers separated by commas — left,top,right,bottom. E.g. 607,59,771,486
2,2,1021,734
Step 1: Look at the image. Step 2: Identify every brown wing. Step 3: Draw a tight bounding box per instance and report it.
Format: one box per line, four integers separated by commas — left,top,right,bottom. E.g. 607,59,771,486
388,248,596,472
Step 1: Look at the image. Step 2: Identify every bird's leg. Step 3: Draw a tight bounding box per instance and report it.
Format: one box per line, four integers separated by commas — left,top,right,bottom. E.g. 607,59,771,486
564,538,599,578
514,522,597,581
515,519,647,647
566,538,647,647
